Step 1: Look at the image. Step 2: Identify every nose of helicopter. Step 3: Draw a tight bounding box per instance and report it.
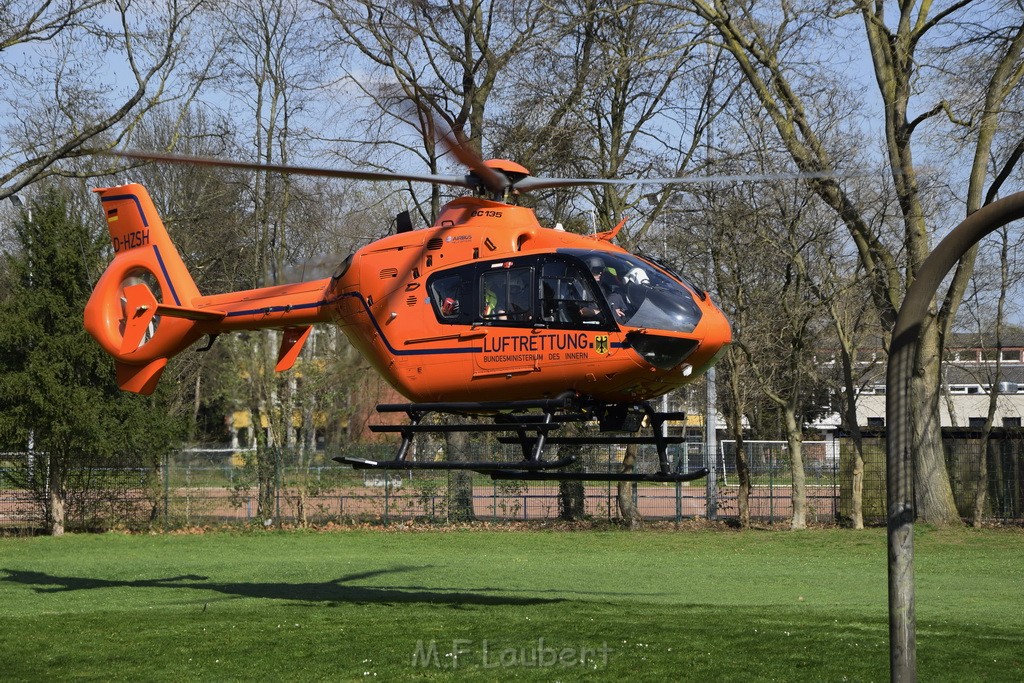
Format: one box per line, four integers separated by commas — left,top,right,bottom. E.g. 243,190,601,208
623,292,731,379
684,302,732,377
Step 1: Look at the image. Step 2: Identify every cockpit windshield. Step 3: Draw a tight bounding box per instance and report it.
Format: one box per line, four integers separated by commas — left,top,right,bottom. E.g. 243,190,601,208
558,249,704,333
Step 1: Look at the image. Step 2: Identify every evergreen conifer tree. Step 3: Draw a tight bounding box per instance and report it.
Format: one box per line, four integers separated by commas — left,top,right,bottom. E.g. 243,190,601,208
0,189,183,534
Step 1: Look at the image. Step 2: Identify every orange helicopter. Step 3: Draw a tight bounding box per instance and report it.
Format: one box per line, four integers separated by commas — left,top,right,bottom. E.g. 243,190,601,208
84,132,733,482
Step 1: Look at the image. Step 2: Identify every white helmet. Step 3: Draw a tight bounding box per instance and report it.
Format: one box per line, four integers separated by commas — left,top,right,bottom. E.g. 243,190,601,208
623,267,650,285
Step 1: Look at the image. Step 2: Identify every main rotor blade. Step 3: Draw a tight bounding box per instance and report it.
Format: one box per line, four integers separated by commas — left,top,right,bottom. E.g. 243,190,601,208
106,150,476,190
514,170,864,192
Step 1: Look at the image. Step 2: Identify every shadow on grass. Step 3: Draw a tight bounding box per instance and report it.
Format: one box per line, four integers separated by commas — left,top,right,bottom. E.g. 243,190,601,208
0,566,564,607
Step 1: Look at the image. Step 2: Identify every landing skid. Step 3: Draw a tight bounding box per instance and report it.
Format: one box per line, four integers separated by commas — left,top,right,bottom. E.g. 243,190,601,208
331,394,702,482
337,456,577,472
488,467,709,483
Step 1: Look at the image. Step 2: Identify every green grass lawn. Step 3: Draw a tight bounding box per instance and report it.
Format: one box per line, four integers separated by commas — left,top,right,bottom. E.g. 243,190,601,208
0,526,1021,681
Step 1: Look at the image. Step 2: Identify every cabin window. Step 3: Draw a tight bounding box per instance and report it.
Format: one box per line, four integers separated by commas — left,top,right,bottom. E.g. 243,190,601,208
431,256,621,330
479,267,534,324
428,268,474,324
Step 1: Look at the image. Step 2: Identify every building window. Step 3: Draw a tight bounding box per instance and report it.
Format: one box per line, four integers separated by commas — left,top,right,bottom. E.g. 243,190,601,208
1003,417,1021,428
867,417,885,428
968,417,987,429
1002,350,1022,362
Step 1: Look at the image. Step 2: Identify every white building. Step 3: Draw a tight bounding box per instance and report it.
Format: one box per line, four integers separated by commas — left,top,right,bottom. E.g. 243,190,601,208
816,332,1024,431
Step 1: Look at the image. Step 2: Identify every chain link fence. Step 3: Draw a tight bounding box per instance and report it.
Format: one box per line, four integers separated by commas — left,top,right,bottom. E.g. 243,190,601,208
837,430,1024,524
3,432,1021,531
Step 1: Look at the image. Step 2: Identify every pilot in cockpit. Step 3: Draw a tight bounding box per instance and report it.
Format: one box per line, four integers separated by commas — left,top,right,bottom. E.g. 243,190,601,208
587,256,628,321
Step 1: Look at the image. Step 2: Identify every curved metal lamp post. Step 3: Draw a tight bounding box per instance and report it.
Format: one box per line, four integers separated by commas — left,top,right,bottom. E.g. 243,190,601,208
886,191,1024,681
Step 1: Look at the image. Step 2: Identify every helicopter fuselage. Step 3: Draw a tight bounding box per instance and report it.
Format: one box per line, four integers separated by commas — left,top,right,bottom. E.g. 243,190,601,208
85,184,730,401
326,196,731,403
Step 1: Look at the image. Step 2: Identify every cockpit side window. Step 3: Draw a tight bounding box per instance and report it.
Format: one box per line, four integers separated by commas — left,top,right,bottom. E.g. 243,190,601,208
557,248,703,333
538,261,610,328
430,257,620,330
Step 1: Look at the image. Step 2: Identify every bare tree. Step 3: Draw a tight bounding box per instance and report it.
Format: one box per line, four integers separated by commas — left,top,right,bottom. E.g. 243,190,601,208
0,0,207,200
825,274,883,529
207,0,335,523
319,0,552,222
681,0,1024,525
710,177,836,529
953,226,1024,525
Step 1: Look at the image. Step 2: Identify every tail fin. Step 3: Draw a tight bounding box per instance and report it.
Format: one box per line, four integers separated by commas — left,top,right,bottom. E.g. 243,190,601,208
85,183,209,394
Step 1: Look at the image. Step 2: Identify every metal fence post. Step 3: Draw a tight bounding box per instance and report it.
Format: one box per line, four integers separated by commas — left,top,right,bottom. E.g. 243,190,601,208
706,366,718,519
708,445,719,521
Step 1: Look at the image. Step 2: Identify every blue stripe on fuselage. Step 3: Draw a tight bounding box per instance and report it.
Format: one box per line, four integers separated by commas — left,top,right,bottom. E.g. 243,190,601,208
222,290,625,357
152,245,181,305
224,291,482,357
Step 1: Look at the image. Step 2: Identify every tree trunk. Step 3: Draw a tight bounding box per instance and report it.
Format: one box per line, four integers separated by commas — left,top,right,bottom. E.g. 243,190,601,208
616,443,642,529
558,478,586,521
914,326,962,526
972,373,1000,528
842,396,866,530
837,343,866,529
851,446,865,530
557,424,586,521
297,402,316,529
972,438,990,528
732,424,750,528
445,430,475,522
47,455,65,537
255,415,277,523
785,409,806,530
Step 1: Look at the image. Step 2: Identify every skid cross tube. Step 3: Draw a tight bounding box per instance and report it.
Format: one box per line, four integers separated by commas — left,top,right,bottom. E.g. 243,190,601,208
342,396,583,471
885,192,1024,682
